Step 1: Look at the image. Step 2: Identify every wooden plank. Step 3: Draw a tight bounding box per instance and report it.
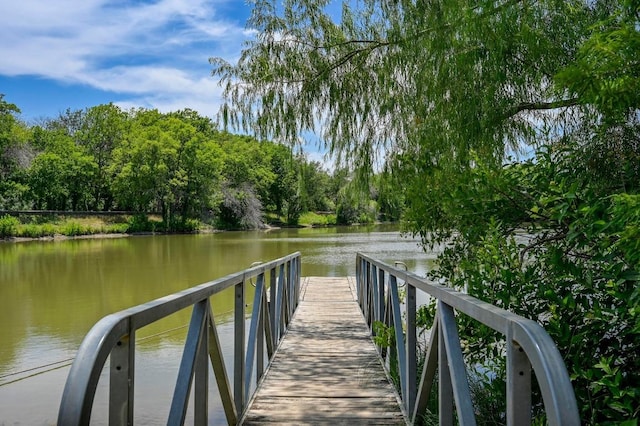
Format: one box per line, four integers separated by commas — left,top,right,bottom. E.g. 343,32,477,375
241,277,405,425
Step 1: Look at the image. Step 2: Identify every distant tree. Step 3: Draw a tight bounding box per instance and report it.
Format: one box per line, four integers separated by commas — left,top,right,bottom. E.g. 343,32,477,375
374,164,403,222
0,96,32,209
218,182,264,229
28,131,96,210
47,108,85,137
76,104,129,210
267,143,297,216
110,110,223,226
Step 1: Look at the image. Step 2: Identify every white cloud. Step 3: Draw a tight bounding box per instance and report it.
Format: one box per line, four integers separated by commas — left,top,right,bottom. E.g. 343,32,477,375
0,0,250,116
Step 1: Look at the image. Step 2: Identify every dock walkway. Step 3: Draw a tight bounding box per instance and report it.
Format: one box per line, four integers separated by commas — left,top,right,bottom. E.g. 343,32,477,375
242,276,406,425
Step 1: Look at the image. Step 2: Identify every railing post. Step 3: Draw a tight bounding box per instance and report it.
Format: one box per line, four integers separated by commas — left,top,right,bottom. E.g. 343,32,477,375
364,261,371,325
257,286,265,383
208,311,237,425
168,300,208,425
194,301,209,426
438,305,454,426
372,265,379,326
507,329,532,426
296,255,301,306
234,280,245,415
389,275,407,403
109,330,135,426
378,267,384,323
356,256,362,308
245,273,265,402
368,264,375,327
269,267,277,348
288,259,295,318
406,282,417,416
276,264,286,337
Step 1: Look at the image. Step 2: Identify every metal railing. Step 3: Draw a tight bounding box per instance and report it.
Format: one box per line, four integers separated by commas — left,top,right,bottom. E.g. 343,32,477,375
58,252,301,425
356,253,580,426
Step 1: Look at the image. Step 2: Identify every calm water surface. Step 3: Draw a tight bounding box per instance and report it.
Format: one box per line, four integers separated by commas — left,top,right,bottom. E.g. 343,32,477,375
0,225,436,425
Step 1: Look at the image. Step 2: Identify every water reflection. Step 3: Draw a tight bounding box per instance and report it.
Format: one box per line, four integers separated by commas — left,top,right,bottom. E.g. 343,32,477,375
0,225,434,424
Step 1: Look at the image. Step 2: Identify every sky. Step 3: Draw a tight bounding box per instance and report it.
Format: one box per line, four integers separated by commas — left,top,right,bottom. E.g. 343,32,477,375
0,0,254,122
0,0,346,167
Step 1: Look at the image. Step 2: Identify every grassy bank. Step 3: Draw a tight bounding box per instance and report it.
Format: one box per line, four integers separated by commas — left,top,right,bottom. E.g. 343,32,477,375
0,214,132,239
297,212,337,227
1,211,344,241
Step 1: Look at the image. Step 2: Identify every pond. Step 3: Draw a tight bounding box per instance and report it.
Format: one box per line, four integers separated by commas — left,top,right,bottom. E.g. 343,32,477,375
0,224,436,425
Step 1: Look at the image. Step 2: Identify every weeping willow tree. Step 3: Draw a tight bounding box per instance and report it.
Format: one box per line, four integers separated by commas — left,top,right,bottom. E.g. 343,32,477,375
212,0,613,168
212,1,640,423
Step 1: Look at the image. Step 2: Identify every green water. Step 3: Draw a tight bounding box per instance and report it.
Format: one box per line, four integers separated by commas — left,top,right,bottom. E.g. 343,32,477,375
0,225,435,425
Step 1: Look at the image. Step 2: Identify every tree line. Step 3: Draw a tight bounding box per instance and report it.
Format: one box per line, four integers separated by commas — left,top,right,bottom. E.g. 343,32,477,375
0,97,402,230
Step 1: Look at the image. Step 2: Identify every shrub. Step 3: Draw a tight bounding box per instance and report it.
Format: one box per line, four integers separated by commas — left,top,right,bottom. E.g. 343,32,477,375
18,224,45,238
167,218,200,232
104,223,129,234
298,211,329,226
61,221,85,236
0,215,20,238
128,215,157,233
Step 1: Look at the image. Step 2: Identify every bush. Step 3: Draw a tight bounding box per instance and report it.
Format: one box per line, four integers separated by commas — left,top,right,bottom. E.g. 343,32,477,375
17,224,56,238
298,211,332,226
0,215,20,238
61,221,85,236
166,218,200,232
127,215,157,233
104,223,129,234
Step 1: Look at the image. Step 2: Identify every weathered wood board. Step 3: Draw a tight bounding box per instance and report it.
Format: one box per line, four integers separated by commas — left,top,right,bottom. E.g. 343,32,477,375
241,276,406,425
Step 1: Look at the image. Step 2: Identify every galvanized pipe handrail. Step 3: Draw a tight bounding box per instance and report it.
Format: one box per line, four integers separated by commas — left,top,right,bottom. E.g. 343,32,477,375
58,252,301,425
356,252,580,426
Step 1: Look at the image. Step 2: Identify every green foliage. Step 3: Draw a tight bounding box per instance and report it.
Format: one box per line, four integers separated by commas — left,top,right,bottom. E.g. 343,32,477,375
0,214,19,237
110,110,225,226
17,223,56,238
0,95,32,210
336,186,376,225
103,223,129,234
372,320,394,348
418,145,640,424
127,215,159,233
297,211,336,226
75,103,129,210
61,221,85,236
556,4,640,122
0,98,402,234
212,0,613,178
28,131,97,210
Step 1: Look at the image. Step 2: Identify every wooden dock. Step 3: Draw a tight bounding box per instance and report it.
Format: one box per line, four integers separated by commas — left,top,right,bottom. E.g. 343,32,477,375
241,276,406,425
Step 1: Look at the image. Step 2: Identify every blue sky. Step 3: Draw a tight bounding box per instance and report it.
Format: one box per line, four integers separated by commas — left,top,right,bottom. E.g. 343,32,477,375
0,0,253,122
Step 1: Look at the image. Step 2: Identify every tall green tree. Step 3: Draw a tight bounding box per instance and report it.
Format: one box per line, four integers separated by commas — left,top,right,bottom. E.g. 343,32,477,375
110,110,224,227
267,143,297,216
76,104,129,210
28,130,96,210
0,95,31,209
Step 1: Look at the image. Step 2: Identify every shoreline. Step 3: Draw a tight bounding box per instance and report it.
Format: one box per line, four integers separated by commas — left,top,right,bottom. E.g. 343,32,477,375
0,222,394,244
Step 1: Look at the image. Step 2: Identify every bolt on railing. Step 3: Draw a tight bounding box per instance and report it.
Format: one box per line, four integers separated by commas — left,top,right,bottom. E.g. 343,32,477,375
356,253,580,426
58,252,301,426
